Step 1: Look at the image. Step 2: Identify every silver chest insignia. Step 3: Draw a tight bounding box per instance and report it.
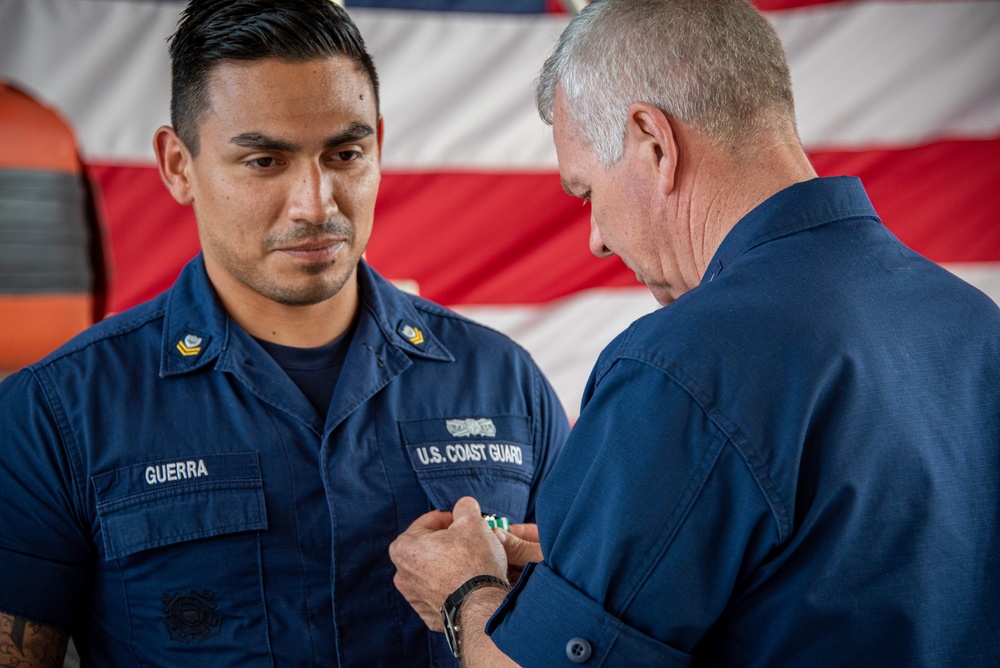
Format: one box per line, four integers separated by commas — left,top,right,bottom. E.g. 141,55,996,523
445,418,497,438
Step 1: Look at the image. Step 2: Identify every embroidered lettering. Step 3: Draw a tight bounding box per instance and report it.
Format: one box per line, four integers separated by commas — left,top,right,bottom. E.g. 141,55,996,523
145,459,209,485
415,446,445,465
446,443,488,462
488,443,523,465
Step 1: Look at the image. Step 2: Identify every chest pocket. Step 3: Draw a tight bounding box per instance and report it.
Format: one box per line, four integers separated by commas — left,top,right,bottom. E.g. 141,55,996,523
91,452,272,663
93,452,267,560
400,416,534,522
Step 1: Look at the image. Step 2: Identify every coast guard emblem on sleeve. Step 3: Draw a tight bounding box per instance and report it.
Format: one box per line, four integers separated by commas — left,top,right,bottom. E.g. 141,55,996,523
162,590,222,643
446,418,497,438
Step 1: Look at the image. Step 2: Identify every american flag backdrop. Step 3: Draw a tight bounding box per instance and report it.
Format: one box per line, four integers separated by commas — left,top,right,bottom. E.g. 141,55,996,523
0,0,998,419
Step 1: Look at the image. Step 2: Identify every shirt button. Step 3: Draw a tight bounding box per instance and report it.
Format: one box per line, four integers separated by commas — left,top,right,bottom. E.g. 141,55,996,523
565,637,592,663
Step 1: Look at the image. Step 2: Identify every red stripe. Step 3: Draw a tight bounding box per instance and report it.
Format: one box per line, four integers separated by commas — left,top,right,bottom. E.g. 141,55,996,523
88,165,199,313
86,135,1000,313
809,137,1000,265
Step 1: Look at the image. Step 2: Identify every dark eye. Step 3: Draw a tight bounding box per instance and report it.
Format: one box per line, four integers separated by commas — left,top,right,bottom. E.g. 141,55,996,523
249,157,275,168
336,150,361,162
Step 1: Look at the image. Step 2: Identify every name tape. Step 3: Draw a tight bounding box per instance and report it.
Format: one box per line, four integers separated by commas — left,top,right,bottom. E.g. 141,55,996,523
145,459,209,485
414,442,523,467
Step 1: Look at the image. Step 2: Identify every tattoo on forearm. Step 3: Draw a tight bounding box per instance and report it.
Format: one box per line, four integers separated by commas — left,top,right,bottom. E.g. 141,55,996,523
0,613,68,667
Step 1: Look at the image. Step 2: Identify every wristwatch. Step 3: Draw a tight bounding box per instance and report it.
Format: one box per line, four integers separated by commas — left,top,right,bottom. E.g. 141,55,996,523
440,574,509,659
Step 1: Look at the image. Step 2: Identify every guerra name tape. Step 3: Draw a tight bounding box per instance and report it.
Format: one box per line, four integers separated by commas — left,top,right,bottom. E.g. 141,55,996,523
145,459,210,485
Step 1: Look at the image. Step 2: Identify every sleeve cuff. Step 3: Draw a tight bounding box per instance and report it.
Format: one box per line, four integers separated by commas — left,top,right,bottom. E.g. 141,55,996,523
0,546,88,630
486,562,691,667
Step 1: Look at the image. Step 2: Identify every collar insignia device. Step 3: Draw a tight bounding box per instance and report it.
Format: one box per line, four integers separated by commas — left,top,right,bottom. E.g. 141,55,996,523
398,323,424,346
176,333,203,357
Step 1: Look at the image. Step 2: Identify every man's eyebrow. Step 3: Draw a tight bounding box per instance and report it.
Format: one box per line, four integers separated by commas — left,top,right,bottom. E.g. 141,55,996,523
228,123,376,153
560,179,578,197
230,132,299,153
324,122,376,149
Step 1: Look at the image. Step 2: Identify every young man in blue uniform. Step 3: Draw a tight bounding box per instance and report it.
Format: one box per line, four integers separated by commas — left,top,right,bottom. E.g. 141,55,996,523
390,0,1000,665
0,1,568,666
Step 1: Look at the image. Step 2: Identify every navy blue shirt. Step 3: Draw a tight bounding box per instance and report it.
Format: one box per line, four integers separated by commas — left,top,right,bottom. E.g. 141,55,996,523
255,328,353,415
488,177,1000,666
0,257,569,667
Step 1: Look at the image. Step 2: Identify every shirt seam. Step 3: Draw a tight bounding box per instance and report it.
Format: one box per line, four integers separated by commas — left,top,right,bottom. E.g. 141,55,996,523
30,366,90,536
617,352,790,541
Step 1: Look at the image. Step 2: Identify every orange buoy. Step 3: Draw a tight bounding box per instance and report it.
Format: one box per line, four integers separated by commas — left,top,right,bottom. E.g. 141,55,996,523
0,80,110,373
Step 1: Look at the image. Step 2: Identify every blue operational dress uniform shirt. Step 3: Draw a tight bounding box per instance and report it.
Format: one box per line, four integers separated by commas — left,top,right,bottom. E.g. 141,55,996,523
487,177,1000,666
0,257,569,667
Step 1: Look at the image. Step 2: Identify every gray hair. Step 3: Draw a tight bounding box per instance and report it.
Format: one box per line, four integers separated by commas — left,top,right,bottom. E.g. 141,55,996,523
537,0,798,165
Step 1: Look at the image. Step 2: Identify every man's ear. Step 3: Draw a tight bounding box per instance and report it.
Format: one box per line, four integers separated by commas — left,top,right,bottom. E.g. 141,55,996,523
153,126,195,206
623,101,678,196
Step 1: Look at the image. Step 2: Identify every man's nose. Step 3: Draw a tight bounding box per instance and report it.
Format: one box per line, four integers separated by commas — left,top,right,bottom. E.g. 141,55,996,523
288,163,337,224
589,216,613,258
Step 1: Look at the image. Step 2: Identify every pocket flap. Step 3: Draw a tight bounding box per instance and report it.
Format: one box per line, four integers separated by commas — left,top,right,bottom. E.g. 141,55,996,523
92,453,267,560
399,416,534,519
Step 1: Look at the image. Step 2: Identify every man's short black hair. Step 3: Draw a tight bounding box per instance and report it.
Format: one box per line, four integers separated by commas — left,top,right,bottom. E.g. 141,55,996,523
168,0,380,155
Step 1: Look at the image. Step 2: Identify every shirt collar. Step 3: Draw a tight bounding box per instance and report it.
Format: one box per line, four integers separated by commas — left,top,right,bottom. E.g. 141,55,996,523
160,254,228,377
354,260,455,363
703,176,879,284
160,254,453,378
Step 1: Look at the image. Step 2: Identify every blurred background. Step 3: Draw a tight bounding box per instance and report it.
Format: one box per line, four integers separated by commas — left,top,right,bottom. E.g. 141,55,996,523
1,0,998,419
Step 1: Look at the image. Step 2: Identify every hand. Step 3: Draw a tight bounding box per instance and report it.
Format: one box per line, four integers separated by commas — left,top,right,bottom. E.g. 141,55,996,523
497,523,543,585
390,497,508,631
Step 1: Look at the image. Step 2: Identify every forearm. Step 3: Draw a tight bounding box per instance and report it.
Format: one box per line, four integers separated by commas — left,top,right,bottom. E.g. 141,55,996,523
0,612,69,668
458,587,520,668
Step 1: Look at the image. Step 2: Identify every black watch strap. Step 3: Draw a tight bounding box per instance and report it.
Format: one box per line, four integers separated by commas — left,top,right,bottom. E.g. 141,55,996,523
440,575,509,659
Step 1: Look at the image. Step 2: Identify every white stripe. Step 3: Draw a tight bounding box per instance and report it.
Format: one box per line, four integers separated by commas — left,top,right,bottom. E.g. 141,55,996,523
941,263,1000,308
353,9,566,170
0,1,996,165
0,0,176,164
458,263,1000,421
456,287,661,420
773,1,1000,150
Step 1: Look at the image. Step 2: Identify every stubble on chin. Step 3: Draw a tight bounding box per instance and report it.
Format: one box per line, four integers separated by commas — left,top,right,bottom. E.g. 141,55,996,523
259,260,357,307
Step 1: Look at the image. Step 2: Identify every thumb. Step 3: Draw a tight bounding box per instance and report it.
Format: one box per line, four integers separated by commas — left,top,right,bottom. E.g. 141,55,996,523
452,496,483,521
498,530,544,568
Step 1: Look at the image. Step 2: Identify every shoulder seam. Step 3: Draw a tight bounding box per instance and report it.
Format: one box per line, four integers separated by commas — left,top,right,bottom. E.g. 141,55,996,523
610,352,789,542
31,306,166,370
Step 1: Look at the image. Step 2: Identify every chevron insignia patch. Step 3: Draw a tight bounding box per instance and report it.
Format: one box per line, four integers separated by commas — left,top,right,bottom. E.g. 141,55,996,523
398,323,424,346
176,333,203,357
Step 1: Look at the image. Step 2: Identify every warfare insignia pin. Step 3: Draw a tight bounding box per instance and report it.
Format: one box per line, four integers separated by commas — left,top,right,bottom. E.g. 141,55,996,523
176,333,203,357
161,590,222,643
398,323,424,346
446,418,497,438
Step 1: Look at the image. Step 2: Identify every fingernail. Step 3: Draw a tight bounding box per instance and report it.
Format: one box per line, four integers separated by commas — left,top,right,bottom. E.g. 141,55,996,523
495,529,507,544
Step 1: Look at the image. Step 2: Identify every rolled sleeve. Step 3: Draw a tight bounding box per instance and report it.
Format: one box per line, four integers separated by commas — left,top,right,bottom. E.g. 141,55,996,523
487,562,691,667
483,355,779,665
